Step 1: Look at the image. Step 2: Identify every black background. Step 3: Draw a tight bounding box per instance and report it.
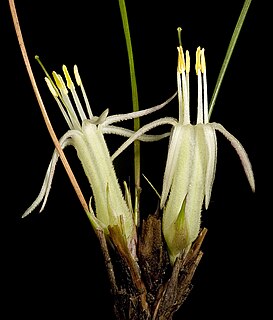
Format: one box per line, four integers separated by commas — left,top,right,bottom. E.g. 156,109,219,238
1,0,263,319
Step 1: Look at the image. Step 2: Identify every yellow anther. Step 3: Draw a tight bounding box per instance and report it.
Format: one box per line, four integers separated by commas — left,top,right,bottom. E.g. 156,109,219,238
63,65,74,90
45,77,58,97
200,48,206,73
177,46,185,73
195,46,201,75
53,71,68,95
74,65,82,86
185,50,190,73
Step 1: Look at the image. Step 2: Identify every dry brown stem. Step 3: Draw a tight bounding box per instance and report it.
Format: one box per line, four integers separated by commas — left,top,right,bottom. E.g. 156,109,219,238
100,210,207,320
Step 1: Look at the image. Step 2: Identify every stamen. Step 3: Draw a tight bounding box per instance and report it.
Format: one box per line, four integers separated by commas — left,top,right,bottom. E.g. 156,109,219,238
196,47,203,124
201,49,209,124
177,46,185,73
63,65,74,90
53,71,68,95
74,65,82,86
63,65,87,122
177,43,190,124
185,50,190,74
181,70,190,125
45,77,73,128
53,72,81,130
195,46,201,75
185,50,190,115
200,48,206,73
177,71,183,123
45,77,58,97
74,65,93,119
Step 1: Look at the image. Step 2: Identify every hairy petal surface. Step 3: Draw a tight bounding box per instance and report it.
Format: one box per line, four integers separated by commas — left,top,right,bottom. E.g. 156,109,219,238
212,122,255,192
22,131,81,218
202,124,217,209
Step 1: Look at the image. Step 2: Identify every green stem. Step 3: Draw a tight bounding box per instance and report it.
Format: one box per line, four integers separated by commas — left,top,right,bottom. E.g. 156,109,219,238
118,0,141,221
208,0,252,119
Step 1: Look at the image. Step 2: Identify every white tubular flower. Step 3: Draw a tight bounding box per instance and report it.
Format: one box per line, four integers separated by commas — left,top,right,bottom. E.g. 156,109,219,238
161,44,255,265
23,63,176,255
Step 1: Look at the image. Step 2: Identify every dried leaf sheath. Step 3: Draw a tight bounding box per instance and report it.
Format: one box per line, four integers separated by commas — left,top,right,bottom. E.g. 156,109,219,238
98,209,207,320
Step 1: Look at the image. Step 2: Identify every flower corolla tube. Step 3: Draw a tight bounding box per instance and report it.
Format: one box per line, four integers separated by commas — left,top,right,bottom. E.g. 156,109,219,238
160,44,255,264
112,39,255,265
23,63,176,255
